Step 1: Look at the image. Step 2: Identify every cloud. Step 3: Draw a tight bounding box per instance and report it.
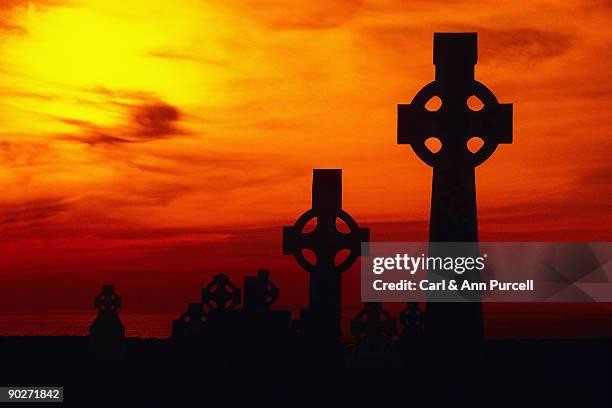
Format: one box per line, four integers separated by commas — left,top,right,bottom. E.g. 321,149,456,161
358,23,572,63
0,139,56,167
238,0,364,30
86,86,151,101
0,0,62,10
55,97,185,146
0,197,72,225
0,0,64,35
0,19,26,34
252,119,300,130
475,27,572,62
88,89,186,142
146,51,226,67
0,0,63,36
476,160,612,241
0,87,59,100
574,162,612,191
357,23,424,49
130,102,182,138
92,225,243,241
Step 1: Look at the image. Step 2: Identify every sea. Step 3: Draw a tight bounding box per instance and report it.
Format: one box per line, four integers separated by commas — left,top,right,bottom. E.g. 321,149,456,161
1,303,612,340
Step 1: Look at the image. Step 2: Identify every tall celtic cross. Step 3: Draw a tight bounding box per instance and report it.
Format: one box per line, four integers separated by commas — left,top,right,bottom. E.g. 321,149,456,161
283,169,370,347
397,33,512,347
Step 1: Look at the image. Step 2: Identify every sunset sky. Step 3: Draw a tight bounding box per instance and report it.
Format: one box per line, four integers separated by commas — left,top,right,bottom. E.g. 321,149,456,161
0,0,610,317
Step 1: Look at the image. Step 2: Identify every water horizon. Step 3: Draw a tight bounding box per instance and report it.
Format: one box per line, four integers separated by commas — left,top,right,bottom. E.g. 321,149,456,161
2,303,612,340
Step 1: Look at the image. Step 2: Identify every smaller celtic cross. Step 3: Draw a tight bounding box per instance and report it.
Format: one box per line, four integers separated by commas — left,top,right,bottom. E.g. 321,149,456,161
399,302,425,337
201,273,241,314
283,169,369,346
89,284,125,344
173,302,206,338
350,302,396,340
243,269,279,313
94,285,121,315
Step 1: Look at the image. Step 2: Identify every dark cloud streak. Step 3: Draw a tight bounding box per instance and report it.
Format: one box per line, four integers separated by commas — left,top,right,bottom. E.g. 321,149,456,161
0,197,72,225
146,51,226,67
359,23,572,63
239,0,364,30
54,98,186,145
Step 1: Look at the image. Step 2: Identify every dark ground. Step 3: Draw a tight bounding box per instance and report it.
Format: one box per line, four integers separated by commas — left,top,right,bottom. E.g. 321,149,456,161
1,335,610,407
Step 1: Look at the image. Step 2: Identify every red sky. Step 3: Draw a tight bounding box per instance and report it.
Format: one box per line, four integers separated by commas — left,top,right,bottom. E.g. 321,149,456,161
0,1,610,322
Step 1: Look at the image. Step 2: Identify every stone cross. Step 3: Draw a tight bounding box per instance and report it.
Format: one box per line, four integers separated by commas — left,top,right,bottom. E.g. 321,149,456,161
283,169,370,347
399,302,425,337
89,284,125,348
243,269,279,313
173,302,206,338
201,273,241,314
350,302,396,340
397,33,512,346
242,269,292,342
94,285,122,315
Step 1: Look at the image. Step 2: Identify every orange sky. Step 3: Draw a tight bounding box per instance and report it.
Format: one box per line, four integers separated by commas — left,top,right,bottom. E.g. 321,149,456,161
0,0,610,313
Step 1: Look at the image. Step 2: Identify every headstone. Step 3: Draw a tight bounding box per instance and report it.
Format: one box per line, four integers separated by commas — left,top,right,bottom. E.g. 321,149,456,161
243,269,279,313
349,302,397,368
399,302,425,339
350,302,396,341
201,273,241,315
242,269,292,354
173,302,206,338
199,273,242,352
89,285,125,357
283,169,370,349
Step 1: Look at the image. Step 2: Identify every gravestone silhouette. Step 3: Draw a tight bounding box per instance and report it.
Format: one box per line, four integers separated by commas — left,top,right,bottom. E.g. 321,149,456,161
172,274,241,344
397,33,512,349
242,269,292,353
399,302,425,339
201,273,241,315
397,302,425,363
199,273,242,350
349,302,397,368
172,302,206,338
350,302,396,341
243,269,291,327
283,169,370,349
243,269,279,313
89,285,125,356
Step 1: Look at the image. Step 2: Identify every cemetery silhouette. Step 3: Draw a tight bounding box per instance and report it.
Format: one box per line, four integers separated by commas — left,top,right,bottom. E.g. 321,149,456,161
1,33,610,407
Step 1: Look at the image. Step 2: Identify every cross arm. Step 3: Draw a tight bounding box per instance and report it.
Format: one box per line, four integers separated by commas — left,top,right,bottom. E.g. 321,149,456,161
282,224,318,254
397,103,439,146
282,225,298,255
472,102,512,144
